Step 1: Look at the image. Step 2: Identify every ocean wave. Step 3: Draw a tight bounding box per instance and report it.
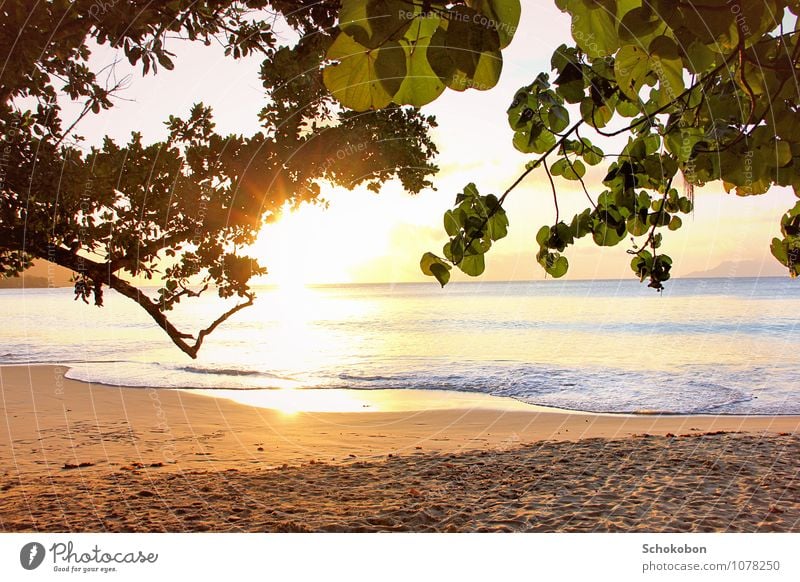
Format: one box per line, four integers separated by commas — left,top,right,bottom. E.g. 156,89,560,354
49,359,800,415
178,365,294,380
337,373,410,382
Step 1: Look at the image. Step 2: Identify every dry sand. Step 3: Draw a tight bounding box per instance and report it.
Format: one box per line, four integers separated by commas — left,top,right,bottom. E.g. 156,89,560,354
1,365,798,532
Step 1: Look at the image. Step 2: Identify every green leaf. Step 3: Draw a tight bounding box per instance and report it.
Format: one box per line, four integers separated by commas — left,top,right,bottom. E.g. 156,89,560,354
618,6,661,45
579,139,604,165
630,250,653,280
463,183,480,200
684,40,716,74
549,255,569,278
565,0,620,58
626,216,649,236
420,252,452,287
443,209,460,236
373,42,407,96
536,225,551,247
487,209,509,241
468,0,521,49
470,51,503,91
512,125,556,154
548,104,570,133
551,158,585,180
580,99,612,128
459,253,486,276
430,263,451,287
571,210,593,238
428,6,502,91
771,237,788,264
336,0,372,47
649,36,685,106
614,44,650,102
444,237,466,264
665,127,705,163
557,79,586,103
615,97,641,117
593,222,625,246
339,0,412,49
538,250,569,278
555,221,574,246
392,16,447,107
323,33,404,110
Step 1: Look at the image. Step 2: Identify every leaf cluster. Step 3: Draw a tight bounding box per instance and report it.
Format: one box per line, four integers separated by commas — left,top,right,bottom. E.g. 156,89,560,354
323,0,521,110
422,182,509,286
411,0,800,287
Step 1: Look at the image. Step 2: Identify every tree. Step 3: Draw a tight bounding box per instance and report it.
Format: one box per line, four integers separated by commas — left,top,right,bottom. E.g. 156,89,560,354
322,0,800,290
6,1,799,359
0,0,438,357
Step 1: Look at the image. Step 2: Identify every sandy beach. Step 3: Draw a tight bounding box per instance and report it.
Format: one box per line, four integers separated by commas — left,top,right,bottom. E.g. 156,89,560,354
1,364,798,532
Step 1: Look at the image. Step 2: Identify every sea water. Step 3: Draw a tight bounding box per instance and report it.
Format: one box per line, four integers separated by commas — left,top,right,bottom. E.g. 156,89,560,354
0,278,797,414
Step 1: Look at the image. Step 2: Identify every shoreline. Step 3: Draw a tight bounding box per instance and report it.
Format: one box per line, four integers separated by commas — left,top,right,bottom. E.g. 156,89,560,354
187,386,799,418
2,363,798,473
3,361,795,417
2,364,798,532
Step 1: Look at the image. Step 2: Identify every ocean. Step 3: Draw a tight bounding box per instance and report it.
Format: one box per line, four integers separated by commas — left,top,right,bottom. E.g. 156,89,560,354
1,278,797,414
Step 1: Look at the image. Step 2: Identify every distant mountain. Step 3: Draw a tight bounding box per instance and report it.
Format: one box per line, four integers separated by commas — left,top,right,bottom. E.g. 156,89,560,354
684,259,787,279
0,260,73,289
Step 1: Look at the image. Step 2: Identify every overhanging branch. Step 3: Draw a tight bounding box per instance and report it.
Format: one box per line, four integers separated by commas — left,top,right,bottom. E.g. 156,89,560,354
30,242,253,359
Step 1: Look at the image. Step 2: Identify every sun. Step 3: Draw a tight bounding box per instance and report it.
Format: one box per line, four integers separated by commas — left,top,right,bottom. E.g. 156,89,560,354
247,188,396,287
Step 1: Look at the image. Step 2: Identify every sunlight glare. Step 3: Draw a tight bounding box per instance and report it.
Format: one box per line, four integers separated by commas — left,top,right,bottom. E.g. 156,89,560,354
191,388,374,415
248,192,396,287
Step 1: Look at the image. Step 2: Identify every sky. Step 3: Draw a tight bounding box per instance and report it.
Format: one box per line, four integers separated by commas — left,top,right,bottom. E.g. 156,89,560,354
58,2,797,285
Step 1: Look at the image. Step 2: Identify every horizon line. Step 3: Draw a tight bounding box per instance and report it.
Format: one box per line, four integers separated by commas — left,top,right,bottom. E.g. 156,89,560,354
3,274,791,291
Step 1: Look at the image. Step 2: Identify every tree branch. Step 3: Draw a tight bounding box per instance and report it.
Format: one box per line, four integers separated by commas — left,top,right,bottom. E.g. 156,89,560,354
109,231,189,273
30,242,252,359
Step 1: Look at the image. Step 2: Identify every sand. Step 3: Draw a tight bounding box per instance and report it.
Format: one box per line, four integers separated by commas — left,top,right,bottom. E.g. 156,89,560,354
1,365,798,532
